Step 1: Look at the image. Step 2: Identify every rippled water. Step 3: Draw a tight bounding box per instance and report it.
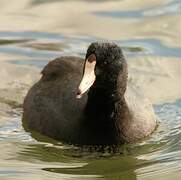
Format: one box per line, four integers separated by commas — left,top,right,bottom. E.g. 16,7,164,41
0,0,181,179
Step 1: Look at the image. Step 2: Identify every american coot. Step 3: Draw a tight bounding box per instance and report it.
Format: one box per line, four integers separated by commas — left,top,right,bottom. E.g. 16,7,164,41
23,42,156,145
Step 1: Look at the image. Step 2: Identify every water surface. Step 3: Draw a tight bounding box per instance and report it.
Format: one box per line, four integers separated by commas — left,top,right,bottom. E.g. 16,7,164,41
0,0,181,179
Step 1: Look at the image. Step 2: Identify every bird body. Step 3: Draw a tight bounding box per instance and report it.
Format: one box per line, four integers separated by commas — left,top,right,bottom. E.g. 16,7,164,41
23,42,156,145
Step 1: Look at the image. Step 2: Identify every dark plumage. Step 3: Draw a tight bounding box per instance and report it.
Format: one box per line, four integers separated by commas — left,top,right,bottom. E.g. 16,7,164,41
23,42,156,145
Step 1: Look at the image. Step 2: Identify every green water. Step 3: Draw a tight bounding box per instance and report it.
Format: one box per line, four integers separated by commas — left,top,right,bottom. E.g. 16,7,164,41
0,0,181,179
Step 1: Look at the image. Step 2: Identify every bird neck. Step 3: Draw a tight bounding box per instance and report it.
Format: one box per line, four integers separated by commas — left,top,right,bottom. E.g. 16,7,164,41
82,89,128,145
86,57,128,111
81,61,128,145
